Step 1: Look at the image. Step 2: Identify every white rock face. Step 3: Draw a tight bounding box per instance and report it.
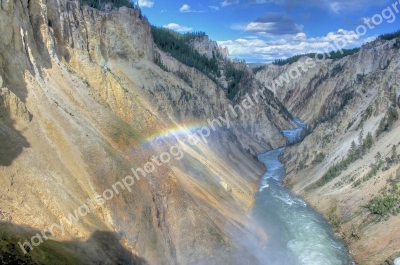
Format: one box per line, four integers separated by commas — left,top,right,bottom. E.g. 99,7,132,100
191,35,229,59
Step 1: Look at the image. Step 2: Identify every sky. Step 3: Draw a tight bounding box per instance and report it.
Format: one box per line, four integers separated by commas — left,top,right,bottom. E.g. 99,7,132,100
138,0,400,63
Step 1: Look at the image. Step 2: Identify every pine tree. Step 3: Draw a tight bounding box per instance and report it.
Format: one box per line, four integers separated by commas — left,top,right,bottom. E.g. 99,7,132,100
358,128,364,156
349,141,357,162
364,132,374,150
358,128,364,146
379,117,386,131
392,145,398,163
388,108,399,129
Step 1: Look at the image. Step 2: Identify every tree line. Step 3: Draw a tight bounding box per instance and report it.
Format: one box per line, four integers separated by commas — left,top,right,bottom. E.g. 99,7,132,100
79,0,137,9
151,26,219,80
312,128,375,188
272,29,400,67
272,48,360,66
378,30,400,41
225,65,245,100
367,165,400,218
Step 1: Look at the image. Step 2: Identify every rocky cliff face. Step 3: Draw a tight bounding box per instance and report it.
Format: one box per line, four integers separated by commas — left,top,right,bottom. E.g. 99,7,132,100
190,35,229,59
255,39,400,264
256,39,399,124
0,1,293,264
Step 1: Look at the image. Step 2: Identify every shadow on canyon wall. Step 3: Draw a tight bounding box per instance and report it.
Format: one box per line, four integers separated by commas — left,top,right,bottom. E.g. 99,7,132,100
0,221,148,265
0,0,76,166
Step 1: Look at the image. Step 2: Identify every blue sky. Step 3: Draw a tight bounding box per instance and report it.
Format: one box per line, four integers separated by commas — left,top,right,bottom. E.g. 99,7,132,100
138,0,400,63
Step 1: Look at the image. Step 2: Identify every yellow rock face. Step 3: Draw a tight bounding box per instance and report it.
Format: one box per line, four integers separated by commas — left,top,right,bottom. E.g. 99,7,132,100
0,1,294,264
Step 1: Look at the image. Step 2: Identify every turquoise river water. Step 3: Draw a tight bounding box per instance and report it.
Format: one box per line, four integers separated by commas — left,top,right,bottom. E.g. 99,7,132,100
251,119,353,265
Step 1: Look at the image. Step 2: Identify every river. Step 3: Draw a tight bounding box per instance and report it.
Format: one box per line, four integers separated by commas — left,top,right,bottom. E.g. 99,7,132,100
251,119,353,265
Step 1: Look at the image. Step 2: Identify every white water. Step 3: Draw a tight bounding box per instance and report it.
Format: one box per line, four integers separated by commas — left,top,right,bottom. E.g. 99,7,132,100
281,118,306,143
251,119,353,265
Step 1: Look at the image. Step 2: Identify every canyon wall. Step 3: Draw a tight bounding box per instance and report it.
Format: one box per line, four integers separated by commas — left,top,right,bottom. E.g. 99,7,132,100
255,39,400,264
0,1,293,264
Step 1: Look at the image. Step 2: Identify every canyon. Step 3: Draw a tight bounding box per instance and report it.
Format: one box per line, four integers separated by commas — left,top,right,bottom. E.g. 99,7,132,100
255,38,400,264
0,1,399,264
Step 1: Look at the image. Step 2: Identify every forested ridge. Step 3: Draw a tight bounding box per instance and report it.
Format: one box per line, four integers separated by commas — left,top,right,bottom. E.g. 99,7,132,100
379,30,400,40
252,30,400,72
271,47,361,66
151,26,249,100
151,26,219,79
79,0,136,9
224,65,245,100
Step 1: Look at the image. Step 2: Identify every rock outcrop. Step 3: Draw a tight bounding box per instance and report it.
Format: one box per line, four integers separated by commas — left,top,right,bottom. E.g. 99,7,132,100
190,35,229,59
0,1,293,264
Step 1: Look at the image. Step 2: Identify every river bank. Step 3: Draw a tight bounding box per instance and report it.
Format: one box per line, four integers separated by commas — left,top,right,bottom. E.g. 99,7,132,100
252,119,353,264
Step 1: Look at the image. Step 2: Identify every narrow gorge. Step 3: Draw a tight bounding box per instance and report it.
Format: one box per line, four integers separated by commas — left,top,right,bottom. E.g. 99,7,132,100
0,1,399,265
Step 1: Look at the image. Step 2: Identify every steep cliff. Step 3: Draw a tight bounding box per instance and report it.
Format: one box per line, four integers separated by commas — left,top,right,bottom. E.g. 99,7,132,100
190,35,230,60
0,1,294,264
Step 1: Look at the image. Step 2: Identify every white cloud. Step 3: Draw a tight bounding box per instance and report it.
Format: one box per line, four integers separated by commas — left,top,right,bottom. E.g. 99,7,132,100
232,13,303,36
138,0,154,8
221,0,239,7
179,4,205,12
163,23,193,32
160,9,167,12
217,29,365,62
179,4,191,12
293,32,307,41
244,22,303,35
209,5,220,10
